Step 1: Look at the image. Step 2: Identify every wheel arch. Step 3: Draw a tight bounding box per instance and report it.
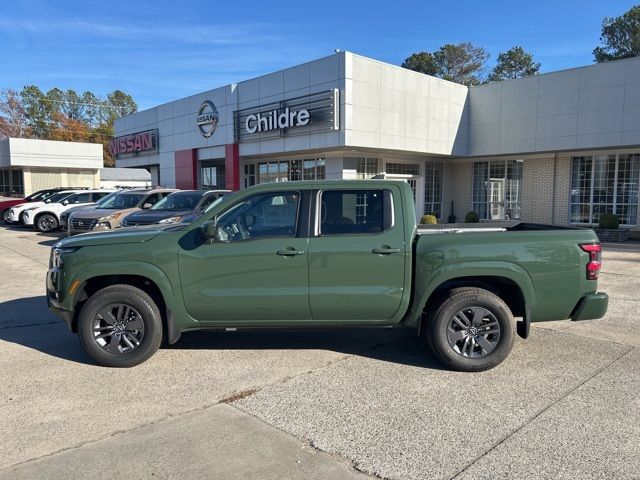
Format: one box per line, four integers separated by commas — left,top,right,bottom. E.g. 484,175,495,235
413,264,535,339
70,273,180,344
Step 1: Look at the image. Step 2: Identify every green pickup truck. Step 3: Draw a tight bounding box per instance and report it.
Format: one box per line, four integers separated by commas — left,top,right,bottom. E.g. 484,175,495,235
47,180,608,371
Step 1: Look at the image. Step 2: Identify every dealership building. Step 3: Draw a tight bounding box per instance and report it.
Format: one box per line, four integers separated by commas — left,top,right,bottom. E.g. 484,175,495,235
0,138,103,196
114,51,640,228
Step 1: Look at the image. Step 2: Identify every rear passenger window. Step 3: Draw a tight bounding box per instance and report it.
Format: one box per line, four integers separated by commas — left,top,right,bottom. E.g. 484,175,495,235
319,190,393,235
70,193,91,204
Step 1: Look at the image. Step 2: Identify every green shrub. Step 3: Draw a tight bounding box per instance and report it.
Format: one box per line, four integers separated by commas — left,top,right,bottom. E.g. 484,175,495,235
598,213,620,229
421,214,437,224
465,211,480,223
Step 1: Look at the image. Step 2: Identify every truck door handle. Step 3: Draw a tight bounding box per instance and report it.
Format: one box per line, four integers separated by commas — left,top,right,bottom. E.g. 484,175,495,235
277,248,305,256
372,247,402,255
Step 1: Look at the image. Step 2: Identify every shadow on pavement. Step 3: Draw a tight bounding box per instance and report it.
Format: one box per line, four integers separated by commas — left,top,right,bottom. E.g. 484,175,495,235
0,296,94,365
1,295,445,370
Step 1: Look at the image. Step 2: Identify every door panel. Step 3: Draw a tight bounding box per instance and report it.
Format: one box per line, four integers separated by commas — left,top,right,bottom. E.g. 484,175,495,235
178,190,311,323
308,188,406,321
179,237,310,322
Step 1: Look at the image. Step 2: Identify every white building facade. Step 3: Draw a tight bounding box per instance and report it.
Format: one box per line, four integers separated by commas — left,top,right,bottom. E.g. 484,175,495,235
114,51,640,228
0,138,103,196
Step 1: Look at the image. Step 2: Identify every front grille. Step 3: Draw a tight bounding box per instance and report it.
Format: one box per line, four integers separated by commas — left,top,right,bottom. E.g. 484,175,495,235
123,219,153,227
70,218,96,231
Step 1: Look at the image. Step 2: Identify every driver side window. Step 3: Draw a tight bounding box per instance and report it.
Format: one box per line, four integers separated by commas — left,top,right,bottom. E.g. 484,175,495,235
217,191,300,241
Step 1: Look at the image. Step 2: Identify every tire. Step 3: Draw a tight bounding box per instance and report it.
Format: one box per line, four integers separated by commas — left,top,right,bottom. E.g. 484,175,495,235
425,287,515,372
77,285,163,367
36,213,58,232
1,209,9,224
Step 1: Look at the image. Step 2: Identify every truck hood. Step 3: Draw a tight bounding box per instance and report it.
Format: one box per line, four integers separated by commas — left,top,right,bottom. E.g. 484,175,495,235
55,225,172,248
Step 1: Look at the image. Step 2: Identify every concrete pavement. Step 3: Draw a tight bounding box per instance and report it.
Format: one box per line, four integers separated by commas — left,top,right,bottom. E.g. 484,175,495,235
0,224,639,479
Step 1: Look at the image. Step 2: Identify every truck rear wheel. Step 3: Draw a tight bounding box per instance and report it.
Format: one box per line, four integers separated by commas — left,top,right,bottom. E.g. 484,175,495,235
77,285,163,367
425,287,515,372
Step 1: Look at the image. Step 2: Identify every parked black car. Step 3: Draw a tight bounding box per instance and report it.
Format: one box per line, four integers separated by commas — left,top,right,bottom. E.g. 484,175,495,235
121,189,229,226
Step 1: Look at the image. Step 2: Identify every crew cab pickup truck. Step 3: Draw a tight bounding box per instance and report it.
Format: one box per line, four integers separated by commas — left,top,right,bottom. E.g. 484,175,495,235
47,181,608,370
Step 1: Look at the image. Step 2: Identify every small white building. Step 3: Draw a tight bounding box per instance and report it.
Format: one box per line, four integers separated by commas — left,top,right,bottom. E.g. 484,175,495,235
99,168,152,189
0,138,103,196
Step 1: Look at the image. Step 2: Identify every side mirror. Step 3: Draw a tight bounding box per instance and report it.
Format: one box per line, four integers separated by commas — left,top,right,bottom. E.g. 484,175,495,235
200,220,220,243
62,200,69,206
142,202,153,209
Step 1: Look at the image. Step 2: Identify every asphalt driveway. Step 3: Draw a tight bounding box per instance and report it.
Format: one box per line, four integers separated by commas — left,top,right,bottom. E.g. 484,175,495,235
0,225,638,479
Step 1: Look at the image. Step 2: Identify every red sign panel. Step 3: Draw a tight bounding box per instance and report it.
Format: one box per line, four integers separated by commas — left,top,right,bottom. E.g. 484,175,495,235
110,129,158,157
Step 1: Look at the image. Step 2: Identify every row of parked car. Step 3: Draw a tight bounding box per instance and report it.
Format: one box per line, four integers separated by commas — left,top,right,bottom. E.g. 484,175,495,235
0,187,230,234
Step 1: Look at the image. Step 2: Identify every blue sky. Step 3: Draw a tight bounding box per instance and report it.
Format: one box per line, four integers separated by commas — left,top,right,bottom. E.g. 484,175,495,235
0,0,637,109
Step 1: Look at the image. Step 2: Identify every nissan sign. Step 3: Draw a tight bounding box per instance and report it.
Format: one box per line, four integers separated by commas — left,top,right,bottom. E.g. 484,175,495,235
197,100,219,137
110,129,158,157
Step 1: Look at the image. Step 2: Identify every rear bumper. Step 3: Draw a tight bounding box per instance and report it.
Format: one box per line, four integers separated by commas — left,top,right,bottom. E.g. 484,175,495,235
571,292,609,321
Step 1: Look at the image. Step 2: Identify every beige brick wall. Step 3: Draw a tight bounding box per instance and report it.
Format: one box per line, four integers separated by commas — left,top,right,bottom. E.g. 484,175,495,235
443,162,473,221
553,155,571,225
521,157,555,224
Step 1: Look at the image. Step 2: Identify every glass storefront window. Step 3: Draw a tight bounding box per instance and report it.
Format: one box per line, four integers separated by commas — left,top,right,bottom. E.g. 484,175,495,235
201,163,226,190
473,160,522,220
355,158,380,179
255,158,326,184
424,162,443,218
570,154,639,226
0,169,10,196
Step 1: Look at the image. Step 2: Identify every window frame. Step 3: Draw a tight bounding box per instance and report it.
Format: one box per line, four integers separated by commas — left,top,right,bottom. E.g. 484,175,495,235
569,153,639,226
214,190,303,242
314,188,395,237
472,159,523,221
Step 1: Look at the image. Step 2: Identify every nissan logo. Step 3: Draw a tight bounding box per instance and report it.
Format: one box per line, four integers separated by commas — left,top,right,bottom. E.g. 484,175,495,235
196,100,219,137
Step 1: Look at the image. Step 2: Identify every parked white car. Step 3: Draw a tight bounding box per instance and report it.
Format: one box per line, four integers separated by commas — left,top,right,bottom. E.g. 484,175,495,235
23,190,113,232
6,190,80,224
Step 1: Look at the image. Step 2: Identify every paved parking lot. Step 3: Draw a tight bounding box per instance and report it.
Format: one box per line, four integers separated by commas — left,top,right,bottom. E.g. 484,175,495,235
0,223,638,479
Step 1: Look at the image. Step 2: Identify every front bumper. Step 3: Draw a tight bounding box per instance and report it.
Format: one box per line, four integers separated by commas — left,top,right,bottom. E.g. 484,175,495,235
571,292,609,321
7,210,20,222
22,212,35,226
46,269,74,331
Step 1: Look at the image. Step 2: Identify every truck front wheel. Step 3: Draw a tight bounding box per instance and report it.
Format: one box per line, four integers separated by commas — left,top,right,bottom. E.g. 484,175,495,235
425,287,515,372
77,285,163,367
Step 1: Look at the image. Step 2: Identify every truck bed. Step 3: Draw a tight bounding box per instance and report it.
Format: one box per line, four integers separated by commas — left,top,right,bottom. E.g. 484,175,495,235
417,222,588,235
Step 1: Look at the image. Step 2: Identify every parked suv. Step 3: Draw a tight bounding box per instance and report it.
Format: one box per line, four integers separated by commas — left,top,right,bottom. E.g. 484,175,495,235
1,187,89,224
23,190,113,232
60,191,121,230
6,190,82,225
122,190,229,226
68,189,176,235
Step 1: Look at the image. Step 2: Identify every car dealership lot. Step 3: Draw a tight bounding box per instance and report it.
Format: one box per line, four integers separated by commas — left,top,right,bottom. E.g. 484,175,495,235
0,225,638,479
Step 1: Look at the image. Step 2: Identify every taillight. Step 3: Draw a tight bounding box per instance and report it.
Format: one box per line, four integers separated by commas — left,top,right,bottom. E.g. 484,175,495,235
580,243,602,280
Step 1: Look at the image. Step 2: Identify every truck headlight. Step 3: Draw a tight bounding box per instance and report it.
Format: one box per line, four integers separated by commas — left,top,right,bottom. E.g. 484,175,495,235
159,216,182,224
51,247,79,268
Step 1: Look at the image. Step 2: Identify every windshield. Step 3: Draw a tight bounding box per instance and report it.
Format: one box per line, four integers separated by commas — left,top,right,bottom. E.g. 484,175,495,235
204,195,229,213
98,192,145,209
44,192,74,204
151,192,203,211
26,190,49,201
95,191,119,206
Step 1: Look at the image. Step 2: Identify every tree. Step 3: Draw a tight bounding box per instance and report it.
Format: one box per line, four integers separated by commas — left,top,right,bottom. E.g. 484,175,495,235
487,46,541,82
434,43,489,86
0,89,31,138
0,86,137,166
402,42,489,86
105,90,137,121
401,52,439,76
594,5,640,62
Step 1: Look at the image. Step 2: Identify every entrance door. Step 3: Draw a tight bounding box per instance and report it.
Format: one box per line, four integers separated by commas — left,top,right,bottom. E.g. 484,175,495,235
178,190,311,323
307,187,407,321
